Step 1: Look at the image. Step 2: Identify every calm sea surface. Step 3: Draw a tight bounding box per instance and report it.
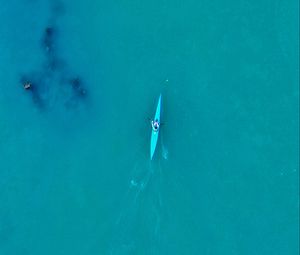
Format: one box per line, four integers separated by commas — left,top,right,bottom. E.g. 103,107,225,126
0,0,299,254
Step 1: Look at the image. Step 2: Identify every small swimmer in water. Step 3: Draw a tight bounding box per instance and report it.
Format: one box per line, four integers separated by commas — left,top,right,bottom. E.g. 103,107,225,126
20,77,44,108
43,27,55,53
70,77,87,97
23,81,32,90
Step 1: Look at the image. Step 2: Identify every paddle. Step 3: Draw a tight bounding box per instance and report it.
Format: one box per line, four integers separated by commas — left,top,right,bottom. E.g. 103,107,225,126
147,118,165,126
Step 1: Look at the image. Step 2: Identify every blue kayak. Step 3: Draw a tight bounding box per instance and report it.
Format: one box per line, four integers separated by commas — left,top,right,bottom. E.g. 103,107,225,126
150,94,162,160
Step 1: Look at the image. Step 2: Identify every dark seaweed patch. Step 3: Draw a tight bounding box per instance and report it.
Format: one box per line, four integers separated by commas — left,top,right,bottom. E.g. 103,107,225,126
20,75,45,109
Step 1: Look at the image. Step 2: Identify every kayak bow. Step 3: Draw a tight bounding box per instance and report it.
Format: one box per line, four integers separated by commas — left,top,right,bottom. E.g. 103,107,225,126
150,94,162,160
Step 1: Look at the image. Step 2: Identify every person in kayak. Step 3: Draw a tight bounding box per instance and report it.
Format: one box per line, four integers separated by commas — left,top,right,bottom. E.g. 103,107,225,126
151,119,160,132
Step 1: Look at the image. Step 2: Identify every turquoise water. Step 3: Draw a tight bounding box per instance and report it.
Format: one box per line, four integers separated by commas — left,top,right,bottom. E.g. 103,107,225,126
0,0,298,254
